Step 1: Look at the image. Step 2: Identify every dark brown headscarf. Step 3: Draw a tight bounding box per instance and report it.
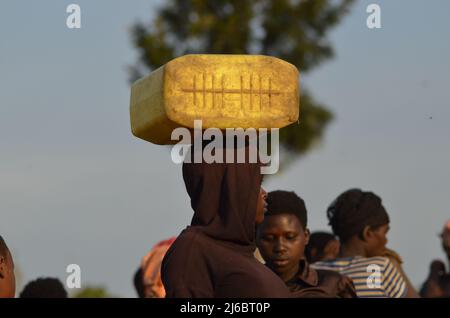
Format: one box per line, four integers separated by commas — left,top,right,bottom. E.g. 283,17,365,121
162,143,291,298
182,143,263,250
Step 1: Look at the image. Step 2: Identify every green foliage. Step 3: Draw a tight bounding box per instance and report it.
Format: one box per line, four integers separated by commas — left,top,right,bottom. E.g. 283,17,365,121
130,0,354,162
280,91,333,153
72,286,116,298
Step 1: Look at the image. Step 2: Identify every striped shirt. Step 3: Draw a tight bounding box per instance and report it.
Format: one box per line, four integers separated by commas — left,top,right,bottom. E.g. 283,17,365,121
311,256,407,298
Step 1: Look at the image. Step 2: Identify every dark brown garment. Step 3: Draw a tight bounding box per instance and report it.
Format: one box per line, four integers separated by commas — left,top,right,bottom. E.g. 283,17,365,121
420,260,450,298
161,147,290,298
286,260,357,298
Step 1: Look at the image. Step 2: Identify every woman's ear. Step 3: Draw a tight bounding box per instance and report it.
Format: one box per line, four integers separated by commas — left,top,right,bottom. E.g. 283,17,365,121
362,225,372,242
304,228,311,245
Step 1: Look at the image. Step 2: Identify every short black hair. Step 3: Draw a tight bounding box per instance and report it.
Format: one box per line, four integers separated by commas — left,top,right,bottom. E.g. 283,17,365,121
20,278,68,298
327,188,390,242
0,235,9,257
304,232,337,263
265,190,307,229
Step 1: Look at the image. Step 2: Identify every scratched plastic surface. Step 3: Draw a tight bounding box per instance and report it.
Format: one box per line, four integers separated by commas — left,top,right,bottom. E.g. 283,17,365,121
130,54,300,145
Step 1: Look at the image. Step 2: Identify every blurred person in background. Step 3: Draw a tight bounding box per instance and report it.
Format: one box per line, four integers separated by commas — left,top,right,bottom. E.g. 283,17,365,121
313,189,417,297
139,237,176,298
420,221,450,298
305,232,340,264
20,277,67,298
0,235,15,298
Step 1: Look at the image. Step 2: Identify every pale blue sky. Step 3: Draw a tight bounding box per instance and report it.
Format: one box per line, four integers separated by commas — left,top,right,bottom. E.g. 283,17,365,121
1,0,449,297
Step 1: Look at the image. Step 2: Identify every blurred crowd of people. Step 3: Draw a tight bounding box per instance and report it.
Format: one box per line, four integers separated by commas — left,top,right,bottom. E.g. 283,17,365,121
131,192,450,298
1,147,450,298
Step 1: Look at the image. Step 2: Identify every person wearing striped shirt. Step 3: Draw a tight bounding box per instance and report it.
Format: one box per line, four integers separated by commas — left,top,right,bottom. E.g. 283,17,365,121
311,188,408,298
313,255,406,297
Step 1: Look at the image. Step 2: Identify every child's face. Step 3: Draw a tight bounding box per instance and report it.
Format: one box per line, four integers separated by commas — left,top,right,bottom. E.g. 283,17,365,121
256,214,309,280
0,249,16,298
